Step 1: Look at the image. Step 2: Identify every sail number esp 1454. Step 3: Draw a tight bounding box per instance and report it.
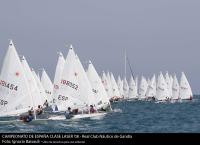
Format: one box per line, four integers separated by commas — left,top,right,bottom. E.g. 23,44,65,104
0,80,18,91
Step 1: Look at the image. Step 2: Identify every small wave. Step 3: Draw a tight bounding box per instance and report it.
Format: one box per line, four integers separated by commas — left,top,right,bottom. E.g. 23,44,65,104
90,115,105,120
112,108,122,113
57,122,73,128
191,98,199,102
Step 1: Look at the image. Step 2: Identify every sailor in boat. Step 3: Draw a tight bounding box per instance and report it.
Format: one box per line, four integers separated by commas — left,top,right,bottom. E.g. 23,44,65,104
36,105,43,115
90,105,97,113
43,100,49,108
72,108,79,115
64,107,74,119
54,105,58,112
83,104,90,114
166,97,170,101
19,110,34,123
98,103,111,112
189,96,192,100
51,99,58,112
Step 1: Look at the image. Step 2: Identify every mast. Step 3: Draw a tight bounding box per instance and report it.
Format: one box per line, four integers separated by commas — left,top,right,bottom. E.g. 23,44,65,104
127,56,135,79
124,48,126,79
125,48,135,79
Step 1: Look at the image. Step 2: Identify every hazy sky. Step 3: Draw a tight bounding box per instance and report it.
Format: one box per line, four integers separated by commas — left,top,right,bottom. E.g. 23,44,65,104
0,0,200,94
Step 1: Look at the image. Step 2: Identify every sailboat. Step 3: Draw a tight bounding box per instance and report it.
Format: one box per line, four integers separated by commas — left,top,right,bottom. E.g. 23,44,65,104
0,40,34,117
53,45,91,111
179,72,193,100
103,72,114,101
170,75,173,87
147,78,151,86
49,45,106,120
145,74,156,100
156,72,170,102
123,77,129,99
106,72,114,99
122,48,129,100
75,54,98,106
135,76,138,98
41,69,53,103
138,76,148,100
102,71,113,100
165,72,172,100
117,76,124,99
53,52,65,100
171,74,180,101
86,61,111,111
21,56,44,108
110,73,121,102
31,69,47,104
128,76,138,100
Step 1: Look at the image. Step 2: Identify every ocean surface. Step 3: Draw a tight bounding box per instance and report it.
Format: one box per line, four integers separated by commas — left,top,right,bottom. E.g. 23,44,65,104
1,95,200,133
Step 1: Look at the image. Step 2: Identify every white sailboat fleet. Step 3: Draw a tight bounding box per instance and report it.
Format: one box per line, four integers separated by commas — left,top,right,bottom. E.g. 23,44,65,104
0,40,194,122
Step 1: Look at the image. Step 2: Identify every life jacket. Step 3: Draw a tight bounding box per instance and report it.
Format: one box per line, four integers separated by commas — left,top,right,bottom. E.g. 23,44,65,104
36,109,43,115
55,105,58,111
65,111,73,119
90,108,96,113
20,115,33,123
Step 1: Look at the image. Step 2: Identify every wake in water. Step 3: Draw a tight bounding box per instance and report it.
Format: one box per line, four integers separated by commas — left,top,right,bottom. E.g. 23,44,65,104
112,108,123,113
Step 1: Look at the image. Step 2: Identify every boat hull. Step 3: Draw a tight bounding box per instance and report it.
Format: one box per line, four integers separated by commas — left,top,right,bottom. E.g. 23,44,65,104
48,112,107,120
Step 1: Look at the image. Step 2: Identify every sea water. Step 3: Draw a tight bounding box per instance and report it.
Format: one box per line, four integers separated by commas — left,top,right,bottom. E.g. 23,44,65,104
0,95,200,133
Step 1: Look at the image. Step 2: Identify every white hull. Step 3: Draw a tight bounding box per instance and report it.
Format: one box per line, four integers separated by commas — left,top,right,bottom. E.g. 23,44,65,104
127,98,138,101
155,100,168,103
138,96,147,101
49,112,106,120
0,119,49,124
180,96,192,100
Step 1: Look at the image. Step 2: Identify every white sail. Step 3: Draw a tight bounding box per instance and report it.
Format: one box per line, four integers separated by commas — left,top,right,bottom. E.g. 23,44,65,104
32,69,47,104
179,72,193,100
165,72,172,99
147,78,151,86
101,72,113,99
106,72,114,99
41,69,53,102
102,71,111,99
128,76,137,99
21,56,43,107
110,73,121,98
146,74,156,98
53,52,65,98
55,45,96,111
0,40,33,116
135,76,138,97
156,72,170,101
54,45,82,111
75,54,97,106
138,76,148,99
171,74,179,100
117,76,124,98
170,75,173,86
123,77,129,99
86,61,110,108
